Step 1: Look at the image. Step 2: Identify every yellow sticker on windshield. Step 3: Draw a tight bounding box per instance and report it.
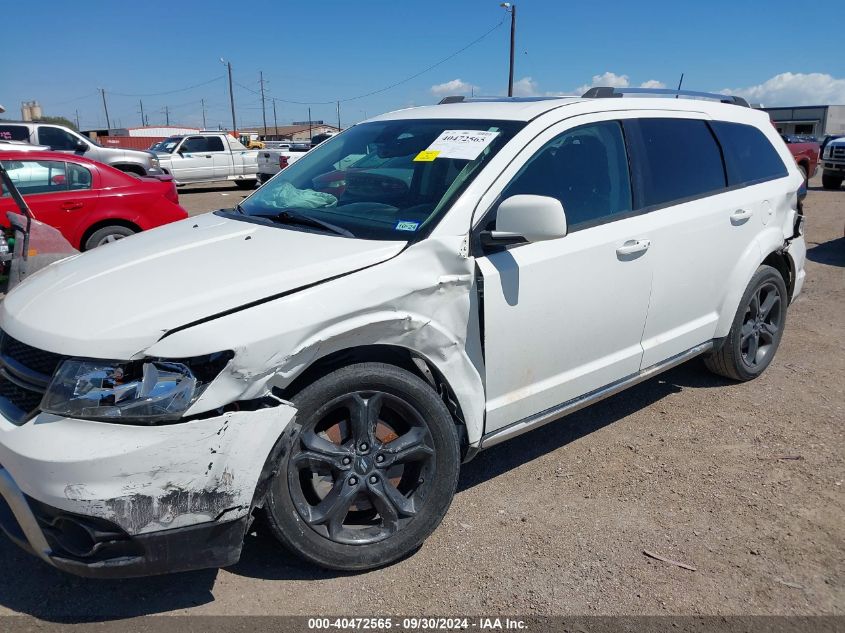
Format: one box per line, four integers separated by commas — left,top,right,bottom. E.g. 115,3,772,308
414,150,440,162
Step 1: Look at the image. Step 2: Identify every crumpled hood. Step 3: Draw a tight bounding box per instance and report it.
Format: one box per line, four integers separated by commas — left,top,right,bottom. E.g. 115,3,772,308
0,213,405,358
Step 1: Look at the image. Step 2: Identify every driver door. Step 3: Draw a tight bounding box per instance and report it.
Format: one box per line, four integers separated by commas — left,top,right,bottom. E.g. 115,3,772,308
475,116,654,433
172,136,215,182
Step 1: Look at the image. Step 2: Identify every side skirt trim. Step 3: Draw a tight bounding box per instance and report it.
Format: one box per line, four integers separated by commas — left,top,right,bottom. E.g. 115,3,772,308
478,341,713,450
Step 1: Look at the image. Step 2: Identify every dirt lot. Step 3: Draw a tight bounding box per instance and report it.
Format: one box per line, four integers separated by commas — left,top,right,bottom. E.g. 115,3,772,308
0,177,842,621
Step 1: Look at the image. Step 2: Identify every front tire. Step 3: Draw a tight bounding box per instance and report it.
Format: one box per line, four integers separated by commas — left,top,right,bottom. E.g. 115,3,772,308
234,179,257,190
704,265,787,381
266,362,461,571
822,173,843,190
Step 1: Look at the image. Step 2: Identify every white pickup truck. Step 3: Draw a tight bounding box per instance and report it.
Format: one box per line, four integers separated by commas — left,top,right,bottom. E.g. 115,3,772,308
256,142,311,185
152,132,259,189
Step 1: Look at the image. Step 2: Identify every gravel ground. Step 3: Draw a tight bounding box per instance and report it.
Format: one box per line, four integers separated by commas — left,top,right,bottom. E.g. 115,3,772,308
0,176,842,621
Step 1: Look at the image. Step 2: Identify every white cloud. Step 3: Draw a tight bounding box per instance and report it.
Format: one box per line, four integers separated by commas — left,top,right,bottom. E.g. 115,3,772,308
572,72,667,95
575,71,630,95
512,76,540,97
430,78,478,96
722,72,845,106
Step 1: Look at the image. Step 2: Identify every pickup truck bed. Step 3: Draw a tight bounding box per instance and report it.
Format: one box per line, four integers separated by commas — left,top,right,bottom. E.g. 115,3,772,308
257,144,311,184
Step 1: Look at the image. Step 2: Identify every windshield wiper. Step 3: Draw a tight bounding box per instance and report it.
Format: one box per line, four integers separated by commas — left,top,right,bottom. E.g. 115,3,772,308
256,209,354,238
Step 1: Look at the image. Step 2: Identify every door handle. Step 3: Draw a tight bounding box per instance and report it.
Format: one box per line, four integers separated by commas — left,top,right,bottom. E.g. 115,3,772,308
60,201,83,210
616,239,651,257
731,208,753,224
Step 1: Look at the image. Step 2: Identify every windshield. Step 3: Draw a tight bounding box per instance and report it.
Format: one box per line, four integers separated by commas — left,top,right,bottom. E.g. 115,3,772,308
235,119,524,240
151,136,183,153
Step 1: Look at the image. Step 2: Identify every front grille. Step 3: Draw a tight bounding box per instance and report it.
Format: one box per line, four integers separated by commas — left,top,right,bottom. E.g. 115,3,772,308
2,335,64,376
832,146,845,159
0,331,66,424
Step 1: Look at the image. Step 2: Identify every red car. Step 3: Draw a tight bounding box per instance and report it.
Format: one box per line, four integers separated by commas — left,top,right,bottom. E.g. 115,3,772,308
0,150,187,251
780,135,820,184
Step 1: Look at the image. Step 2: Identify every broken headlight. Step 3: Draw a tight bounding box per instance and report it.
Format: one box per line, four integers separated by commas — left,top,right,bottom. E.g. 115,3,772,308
40,352,233,423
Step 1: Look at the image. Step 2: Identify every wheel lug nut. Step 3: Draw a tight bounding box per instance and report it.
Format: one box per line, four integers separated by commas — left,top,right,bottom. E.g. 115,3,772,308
369,475,378,484
375,454,385,463
359,442,369,451
342,456,351,465
349,476,358,486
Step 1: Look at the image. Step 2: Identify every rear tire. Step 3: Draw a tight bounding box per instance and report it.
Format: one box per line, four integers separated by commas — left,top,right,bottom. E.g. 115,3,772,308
265,362,460,571
234,179,257,190
704,265,787,381
822,173,842,190
83,225,136,251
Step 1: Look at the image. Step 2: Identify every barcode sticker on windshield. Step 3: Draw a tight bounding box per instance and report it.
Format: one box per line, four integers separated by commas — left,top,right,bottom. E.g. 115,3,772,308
423,130,500,160
395,221,419,231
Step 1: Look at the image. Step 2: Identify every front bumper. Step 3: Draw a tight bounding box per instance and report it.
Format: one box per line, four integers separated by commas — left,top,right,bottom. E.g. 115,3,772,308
0,402,296,577
823,161,845,173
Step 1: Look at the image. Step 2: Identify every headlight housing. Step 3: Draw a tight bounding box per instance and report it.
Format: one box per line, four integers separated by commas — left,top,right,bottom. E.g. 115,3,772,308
41,352,232,423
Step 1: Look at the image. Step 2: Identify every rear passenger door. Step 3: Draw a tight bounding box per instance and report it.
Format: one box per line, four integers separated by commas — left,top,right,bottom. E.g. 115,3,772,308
625,117,763,368
205,135,233,179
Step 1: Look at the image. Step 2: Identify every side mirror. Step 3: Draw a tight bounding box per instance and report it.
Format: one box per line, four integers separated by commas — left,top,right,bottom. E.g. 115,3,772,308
74,140,88,152
481,194,568,247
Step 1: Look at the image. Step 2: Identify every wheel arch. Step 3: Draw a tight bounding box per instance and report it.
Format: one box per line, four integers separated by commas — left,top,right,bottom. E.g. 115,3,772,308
279,343,476,458
79,218,142,250
714,229,791,338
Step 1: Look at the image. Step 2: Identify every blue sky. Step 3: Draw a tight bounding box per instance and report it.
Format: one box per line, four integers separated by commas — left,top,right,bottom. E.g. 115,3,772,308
2,0,843,130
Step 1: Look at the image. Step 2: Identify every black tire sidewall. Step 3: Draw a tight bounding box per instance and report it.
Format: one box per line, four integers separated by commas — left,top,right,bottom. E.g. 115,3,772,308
726,266,788,381
266,362,460,571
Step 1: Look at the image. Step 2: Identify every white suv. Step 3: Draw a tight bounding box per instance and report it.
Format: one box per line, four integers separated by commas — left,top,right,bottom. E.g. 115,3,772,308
0,88,806,577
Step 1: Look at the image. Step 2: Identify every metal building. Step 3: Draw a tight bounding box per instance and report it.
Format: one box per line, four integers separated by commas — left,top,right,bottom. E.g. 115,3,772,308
763,105,845,137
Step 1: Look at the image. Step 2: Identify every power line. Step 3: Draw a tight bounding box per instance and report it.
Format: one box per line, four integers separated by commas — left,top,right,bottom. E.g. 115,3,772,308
236,17,505,106
109,76,224,97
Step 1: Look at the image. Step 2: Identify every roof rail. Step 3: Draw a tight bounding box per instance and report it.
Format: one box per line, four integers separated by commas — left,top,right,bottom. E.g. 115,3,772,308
438,95,571,105
581,87,749,107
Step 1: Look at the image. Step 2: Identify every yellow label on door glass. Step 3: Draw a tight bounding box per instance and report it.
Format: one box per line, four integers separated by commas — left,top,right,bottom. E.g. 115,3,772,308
413,150,440,162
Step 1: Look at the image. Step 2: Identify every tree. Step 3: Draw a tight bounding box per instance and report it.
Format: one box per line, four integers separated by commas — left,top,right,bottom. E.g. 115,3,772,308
39,115,77,130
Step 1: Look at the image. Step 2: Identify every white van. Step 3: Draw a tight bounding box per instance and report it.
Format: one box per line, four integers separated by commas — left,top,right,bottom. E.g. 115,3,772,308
0,88,806,577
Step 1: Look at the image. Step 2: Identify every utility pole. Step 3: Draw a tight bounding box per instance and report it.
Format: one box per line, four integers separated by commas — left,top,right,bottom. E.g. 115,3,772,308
74,109,80,130
336,101,341,131
222,58,237,133
501,3,516,96
201,98,207,129
308,107,312,141
139,100,145,127
273,99,278,136
259,71,268,136
99,88,111,129
164,105,170,126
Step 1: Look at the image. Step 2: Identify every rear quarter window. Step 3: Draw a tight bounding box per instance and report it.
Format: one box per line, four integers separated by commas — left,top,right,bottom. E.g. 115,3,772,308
711,121,789,186
0,125,31,142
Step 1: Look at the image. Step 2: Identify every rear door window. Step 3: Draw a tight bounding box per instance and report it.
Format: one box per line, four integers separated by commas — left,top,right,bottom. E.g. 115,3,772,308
0,125,31,142
1,160,68,196
711,121,788,186
626,118,726,209
205,136,225,152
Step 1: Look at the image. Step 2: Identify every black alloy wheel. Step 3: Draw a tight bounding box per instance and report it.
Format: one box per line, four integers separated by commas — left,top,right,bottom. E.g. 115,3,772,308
265,362,460,570
288,390,436,545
